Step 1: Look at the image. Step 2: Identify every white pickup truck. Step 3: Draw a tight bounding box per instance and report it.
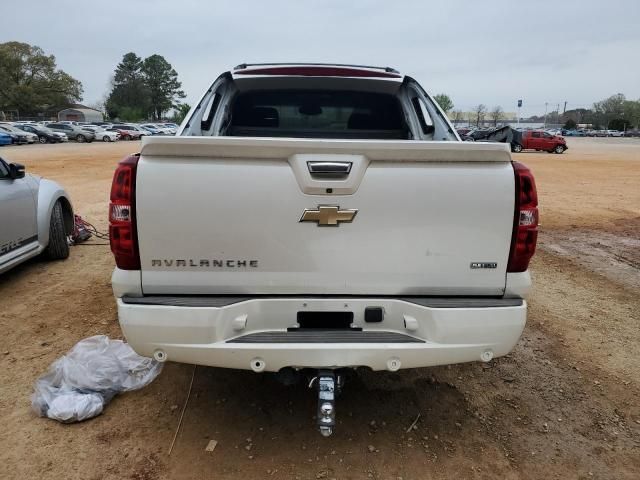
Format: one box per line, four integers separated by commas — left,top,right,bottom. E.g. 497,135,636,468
110,63,538,435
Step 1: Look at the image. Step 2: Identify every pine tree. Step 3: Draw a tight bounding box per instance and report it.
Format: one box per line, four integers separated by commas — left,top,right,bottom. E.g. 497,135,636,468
141,55,185,120
106,52,149,120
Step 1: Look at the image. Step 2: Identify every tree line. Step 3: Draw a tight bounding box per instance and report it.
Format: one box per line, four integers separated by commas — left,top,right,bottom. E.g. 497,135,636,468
550,95,640,131
437,93,640,130
2,42,639,129
432,95,506,127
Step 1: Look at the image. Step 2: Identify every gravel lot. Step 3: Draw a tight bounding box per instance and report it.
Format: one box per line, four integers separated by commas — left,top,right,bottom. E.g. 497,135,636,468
0,137,638,480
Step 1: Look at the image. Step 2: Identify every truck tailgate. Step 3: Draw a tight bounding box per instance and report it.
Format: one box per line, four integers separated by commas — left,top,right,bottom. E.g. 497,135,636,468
136,137,514,296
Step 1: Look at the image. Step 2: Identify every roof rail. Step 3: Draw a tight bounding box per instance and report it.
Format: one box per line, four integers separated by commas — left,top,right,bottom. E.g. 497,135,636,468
234,62,400,74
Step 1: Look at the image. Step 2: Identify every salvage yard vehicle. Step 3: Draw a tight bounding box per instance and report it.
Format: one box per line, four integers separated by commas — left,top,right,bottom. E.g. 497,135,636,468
16,124,68,143
606,129,623,137
81,125,119,142
0,125,29,145
0,132,11,146
587,129,607,137
562,129,586,137
108,125,144,141
139,125,163,135
0,124,37,144
141,123,175,135
112,124,150,137
0,157,73,274
511,129,567,153
46,123,95,143
110,63,538,436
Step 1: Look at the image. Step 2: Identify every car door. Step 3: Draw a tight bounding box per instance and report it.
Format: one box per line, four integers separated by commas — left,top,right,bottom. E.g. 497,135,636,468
0,159,38,267
529,131,543,149
53,124,68,135
542,132,555,150
25,125,39,137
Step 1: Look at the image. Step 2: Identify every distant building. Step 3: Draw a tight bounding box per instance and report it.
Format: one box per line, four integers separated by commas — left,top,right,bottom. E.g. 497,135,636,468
58,105,104,123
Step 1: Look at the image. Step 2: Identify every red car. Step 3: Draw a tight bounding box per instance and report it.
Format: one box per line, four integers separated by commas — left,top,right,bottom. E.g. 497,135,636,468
106,127,142,141
512,130,567,154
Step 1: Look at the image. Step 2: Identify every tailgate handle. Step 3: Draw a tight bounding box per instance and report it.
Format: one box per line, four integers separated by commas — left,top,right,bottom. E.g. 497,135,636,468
307,161,352,178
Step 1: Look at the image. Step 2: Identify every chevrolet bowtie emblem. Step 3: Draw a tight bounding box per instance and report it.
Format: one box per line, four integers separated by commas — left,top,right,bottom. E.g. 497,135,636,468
299,205,358,226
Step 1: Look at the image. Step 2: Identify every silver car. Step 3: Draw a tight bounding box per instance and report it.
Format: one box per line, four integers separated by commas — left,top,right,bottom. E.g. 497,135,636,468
0,124,37,144
46,123,95,143
0,158,73,274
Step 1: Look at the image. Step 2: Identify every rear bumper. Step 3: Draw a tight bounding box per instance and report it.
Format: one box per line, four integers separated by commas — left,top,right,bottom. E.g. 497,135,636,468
116,296,526,371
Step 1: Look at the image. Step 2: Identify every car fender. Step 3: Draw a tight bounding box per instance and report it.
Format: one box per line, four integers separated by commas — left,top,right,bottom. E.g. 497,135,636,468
36,179,74,248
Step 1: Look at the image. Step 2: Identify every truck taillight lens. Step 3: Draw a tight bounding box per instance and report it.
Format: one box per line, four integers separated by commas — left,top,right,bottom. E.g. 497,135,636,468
507,161,538,272
109,155,140,270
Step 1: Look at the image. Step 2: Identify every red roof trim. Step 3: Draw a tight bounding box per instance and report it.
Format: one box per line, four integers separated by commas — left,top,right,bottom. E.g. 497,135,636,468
234,66,402,78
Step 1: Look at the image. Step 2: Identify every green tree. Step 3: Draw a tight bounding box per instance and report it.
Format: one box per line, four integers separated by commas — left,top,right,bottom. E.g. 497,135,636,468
117,106,146,122
622,99,640,128
563,118,577,130
433,93,454,113
141,55,185,120
105,52,149,119
561,108,592,126
593,93,626,128
0,41,82,116
170,103,191,124
608,118,630,131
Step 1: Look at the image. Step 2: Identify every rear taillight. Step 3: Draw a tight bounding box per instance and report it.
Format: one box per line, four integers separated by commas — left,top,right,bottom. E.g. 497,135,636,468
507,161,538,272
109,155,140,270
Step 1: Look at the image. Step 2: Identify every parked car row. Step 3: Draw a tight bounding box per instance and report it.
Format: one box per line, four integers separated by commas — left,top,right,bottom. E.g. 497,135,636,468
456,127,568,154
1,122,69,145
559,128,612,137
457,125,637,140
0,120,178,146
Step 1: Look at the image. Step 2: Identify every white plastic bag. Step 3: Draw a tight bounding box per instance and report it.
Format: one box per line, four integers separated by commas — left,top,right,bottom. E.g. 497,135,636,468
46,392,104,423
31,335,162,423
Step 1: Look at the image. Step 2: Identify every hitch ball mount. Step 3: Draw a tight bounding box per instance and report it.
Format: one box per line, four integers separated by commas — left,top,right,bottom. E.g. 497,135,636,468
310,369,345,437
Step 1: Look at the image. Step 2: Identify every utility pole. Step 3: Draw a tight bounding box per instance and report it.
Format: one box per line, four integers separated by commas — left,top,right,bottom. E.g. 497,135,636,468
556,103,560,126
543,102,548,128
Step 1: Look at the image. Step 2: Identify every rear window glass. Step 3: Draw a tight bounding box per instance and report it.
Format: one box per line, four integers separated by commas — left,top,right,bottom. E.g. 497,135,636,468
228,90,408,139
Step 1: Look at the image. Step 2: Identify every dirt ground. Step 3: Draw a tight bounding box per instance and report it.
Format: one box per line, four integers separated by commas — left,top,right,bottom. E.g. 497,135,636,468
0,137,638,480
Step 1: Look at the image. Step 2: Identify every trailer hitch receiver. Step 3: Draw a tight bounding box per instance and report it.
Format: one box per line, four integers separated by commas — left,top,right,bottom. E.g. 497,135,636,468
312,369,344,437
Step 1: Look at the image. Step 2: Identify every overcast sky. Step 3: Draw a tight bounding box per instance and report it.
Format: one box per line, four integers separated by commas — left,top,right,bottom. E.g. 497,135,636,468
2,0,639,116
